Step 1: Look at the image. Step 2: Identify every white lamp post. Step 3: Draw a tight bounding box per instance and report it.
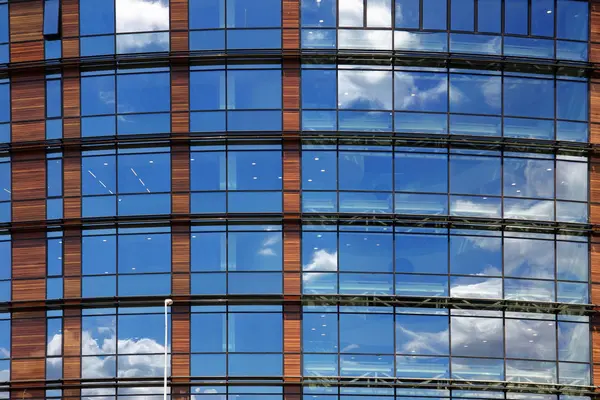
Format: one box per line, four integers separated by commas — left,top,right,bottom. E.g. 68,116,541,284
164,299,173,400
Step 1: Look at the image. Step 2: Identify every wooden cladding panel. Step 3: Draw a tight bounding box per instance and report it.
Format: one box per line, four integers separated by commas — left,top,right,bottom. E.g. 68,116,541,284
12,235,46,280
9,1,43,43
170,0,189,31
63,74,81,119
10,41,45,64
171,31,189,53
12,199,45,222
592,158,600,205
11,121,45,144
10,359,45,382
172,227,191,294
172,67,190,113
283,222,301,273
62,0,79,38
172,145,190,193
283,63,301,111
284,304,301,379
12,317,45,358
592,241,600,283
591,81,600,135
284,385,301,400
593,4,600,43
11,155,45,201
172,305,190,377
283,141,300,192
282,0,300,49
11,77,45,123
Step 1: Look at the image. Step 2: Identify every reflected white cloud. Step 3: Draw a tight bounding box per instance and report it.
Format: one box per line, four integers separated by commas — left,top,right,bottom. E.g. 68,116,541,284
258,234,281,256
115,0,169,52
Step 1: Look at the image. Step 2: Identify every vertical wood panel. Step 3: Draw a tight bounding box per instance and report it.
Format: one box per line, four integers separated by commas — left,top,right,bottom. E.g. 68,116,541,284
282,0,300,50
284,304,302,380
11,75,45,124
172,65,190,134
170,0,189,52
9,0,43,62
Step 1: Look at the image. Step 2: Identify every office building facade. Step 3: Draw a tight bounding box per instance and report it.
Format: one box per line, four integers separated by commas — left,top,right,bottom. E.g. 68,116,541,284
0,0,598,399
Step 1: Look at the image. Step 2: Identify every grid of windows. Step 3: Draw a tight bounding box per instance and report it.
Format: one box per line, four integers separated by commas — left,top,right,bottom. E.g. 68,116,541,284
191,306,283,377
191,225,283,294
301,0,589,61
82,227,171,298
81,307,170,380
190,65,282,132
81,68,171,137
302,145,588,221
302,226,589,303
303,306,590,385
302,66,588,142
79,0,170,56
189,0,282,50
81,147,171,217
190,145,283,213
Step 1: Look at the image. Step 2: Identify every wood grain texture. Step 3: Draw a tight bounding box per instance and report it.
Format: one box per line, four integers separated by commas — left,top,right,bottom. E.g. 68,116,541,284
10,359,45,382
284,303,301,379
282,0,300,50
283,222,301,273
9,0,43,42
11,121,45,143
12,235,46,280
591,80,600,128
10,41,45,64
171,30,189,53
11,76,45,123
170,0,189,31
11,155,45,201
12,317,45,358
172,305,190,377
172,227,191,295
172,66,190,114
283,62,301,111
62,0,79,38
63,74,81,119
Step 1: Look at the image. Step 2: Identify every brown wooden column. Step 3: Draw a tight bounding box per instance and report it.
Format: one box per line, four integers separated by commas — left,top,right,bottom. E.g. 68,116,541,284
282,0,302,393
10,68,46,398
170,2,191,390
62,1,82,387
590,4,600,383
9,0,43,63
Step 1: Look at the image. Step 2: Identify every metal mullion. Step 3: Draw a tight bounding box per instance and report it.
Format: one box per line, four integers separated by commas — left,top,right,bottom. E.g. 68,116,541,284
474,0,479,32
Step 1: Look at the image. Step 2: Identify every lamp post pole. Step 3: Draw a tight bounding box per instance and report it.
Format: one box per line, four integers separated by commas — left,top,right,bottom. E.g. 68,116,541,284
164,299,173,400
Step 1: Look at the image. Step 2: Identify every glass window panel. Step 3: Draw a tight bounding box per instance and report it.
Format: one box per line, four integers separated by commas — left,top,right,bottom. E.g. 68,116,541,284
226,0,281,28
227,70,281,109
340,313,394,354
366,0,392,28
452,357,504,381
451,0,474,31
396,315,449,355
191,273,226,295
557,0,588,41
396,355,449,378
228,232,282,272
557,81,587,121
557,241,588,282
558,322,589,362
506,360,556,383
505,0,528,34
504,238,554,279
191,70,226,111
339,70,393,110
396,274,448,296
82,75,116,116
118,152,170,194
395,153,447,193
450,276,502,299
504,78,554,119
504,158,554,199
339,233,393,273
302,0,336,27
191,152,226,191
83,235,116,275
395,0,419,28
395,72,447,112
506,319,556,360
505,278,555,302
339,152,392,191
556,161,587,202
303,151,337,190
80,0,115,35
477,0,501,32
81,35,116,56
303,232,337,273
451,317,503,357
531,0,554,36
228,313,282,352
117,72,170,114
190,0,225,29
504,117,554,140
339,0,364,27
450,236,501,276
227,151,282,190
191,313,226,352
118,313,166,354
116,0,169,34
423,0,447,29
302,69,337,109
82,276,116,297
504,198,554,221
303,313,338,352
118,273,171,296
191,354,226,376
450,74,501,115
118,233,171,273
0,5,7,43
191,232,226,272
396,234,448,274
450,33,501,55
450,156,501,196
